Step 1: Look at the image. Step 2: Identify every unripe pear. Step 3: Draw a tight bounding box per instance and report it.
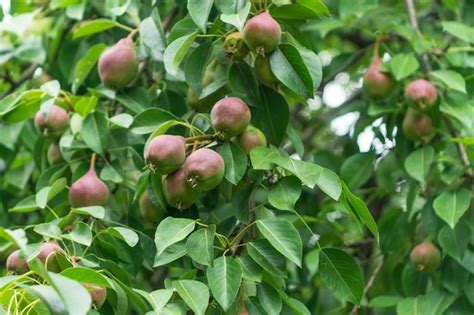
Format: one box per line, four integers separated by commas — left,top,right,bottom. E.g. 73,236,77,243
236,126,267,154
98,37,139,90
82,283,107,308
184,148,225,191
163,168,201,210
402,108,434,142
211,97,251,139
139,190,165,222
145,135,186,175
255,55,278,87
410,240,441,272
34,105,69,138
224,32,250,61
69,155,109,207
243,12,281,54
47,142,63,165
6,250,29,274
405,79,437,110
363,56,395,98
37,242,64,272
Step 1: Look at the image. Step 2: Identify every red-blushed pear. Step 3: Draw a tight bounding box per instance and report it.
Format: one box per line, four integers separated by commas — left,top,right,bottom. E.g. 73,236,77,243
410,240,441,272
34,105,69,138
236,125,267,154
363,56,395,98
98,36,138,90
405,79,437,111
211,97,251,140
224,32,249,61
243,12,281,54
163,168,201,210
255,55,278,88
82,283,107,309
145,135,186,175
37,242,64,272
139,190,165,222
184,148,225,191
47,142,63,165
69,154,110,208
6,250,29,274
402,108,435,142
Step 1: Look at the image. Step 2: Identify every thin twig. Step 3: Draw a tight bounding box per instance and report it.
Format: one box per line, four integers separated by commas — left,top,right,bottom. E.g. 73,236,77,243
162,4,180,32
0,64,38,99
350,257,384,315
405,0,432,73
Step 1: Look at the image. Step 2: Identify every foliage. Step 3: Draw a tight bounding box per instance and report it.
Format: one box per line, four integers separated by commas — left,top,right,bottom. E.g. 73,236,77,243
0,0,473,314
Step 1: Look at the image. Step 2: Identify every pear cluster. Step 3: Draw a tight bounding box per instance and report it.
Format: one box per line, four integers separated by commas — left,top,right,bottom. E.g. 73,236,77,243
362,43,437,142
6,242,63,274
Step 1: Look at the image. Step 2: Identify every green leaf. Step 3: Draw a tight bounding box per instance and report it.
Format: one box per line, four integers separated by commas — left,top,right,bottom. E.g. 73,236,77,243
438,223,470,261
107,227,139,247
34,222,62,239
207,256,243,311
396,290,455,315
109,113,133,128
271,0,329,20
340,152,374,190
35,177,67,209
431,70,466,94
253,87,289,146
270,45,313,97
237,255,263,283
131,108,179,134
256,218,303,267
218,142,248,185
440,92,473,130
49,272,92,314
186,225,215,266
163,33,198,76
369,295,403,308
148,289,173,313
139,14,165,52
247,239,287,277
72,206,105,219
73,19,118,39
442,21,474,44
220,2,251,31
155,217,195,256
404,146,435,185
187,0,214,33
74,96,98,117
257,283,282,315
433,188,472,228
62,222,92,246
154,242,187,267
60,267,110,288
268,176,302,211
319,248,364,305
340,182,379,242
9,195,38,213
82,111,108,156
387,53,420,81
173,280,209,315
72,43,107,93
228,61,261,107
304,249,319,277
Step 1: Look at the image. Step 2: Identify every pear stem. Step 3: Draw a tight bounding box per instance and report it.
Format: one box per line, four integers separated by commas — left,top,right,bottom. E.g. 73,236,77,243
127,28,139,40
372,36,381,59
90,153,97,172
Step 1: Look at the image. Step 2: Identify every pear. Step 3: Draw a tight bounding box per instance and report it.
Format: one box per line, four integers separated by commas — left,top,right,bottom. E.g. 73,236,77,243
163,168,201,210
243,12,281,54
34,105,69,138
98,36,139,90
69,154,109,207
236,126,267,154
211,97,251,140
184,148,225,191
405,79,437,111
145,135,186,175
410,240,441,272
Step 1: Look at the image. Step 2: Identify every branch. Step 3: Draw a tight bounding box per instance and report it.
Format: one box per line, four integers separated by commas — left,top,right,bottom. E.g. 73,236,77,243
0,64,38,99
444,117,473,178
404,0,432,73
350,257,384,315
162,4,180,32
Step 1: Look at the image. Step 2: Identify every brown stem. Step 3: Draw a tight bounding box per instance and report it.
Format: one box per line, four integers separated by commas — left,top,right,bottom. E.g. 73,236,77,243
404,0,432,73
185,134,216,143
0,64,38,99
90,153,97,172
350,257,384,315
162,4,180,32
444,117,473,178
